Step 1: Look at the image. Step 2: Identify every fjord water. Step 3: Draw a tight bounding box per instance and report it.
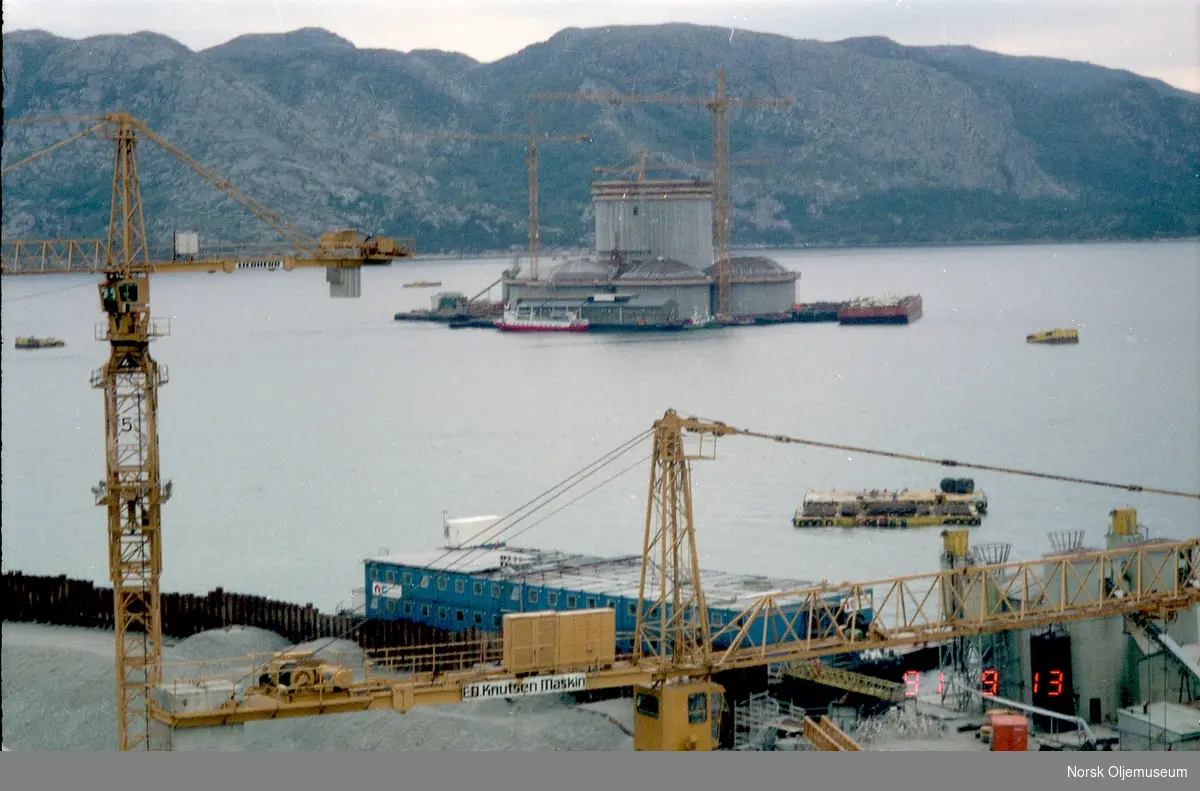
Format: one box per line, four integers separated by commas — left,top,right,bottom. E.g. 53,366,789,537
2,240,1197,611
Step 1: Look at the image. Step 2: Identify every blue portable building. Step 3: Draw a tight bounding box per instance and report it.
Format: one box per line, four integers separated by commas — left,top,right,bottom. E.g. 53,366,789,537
362,534,873,655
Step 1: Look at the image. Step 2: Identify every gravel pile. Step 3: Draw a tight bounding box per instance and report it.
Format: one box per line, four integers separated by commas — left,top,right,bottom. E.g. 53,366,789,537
2,622,632,751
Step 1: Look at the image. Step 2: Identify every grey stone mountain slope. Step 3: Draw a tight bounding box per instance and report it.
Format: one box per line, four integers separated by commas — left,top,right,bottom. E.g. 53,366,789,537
2,23,1197,254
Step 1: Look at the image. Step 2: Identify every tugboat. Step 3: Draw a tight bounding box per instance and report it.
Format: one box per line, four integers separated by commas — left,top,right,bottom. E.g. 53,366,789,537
14,336,66,349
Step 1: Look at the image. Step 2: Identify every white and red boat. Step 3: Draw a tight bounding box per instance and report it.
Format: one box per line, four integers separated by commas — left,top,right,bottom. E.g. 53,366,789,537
494,304,590,333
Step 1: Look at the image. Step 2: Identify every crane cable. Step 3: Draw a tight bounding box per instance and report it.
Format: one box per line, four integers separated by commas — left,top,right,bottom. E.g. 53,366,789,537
325,450,652,652
214,428,653,683
714,424,1200,501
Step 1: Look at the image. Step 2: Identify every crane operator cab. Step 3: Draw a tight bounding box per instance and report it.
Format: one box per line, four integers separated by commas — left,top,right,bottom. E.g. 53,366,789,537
99,274,149,317
632,679,726,751
99,273,154,341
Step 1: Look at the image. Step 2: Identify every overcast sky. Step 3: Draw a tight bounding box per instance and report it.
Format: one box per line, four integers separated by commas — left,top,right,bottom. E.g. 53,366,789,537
4,0,1198,92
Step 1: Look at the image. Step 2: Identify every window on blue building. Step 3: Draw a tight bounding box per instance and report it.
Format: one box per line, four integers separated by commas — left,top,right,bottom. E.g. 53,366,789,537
437,576,447,591
711,613,723,626
472,582,484,596
529,590,539,604
491,583,501,599
386,599,395,613
492,614,501,627
456,609,465,622
567,595,577,608
627,603,637,617
438,607,447,620
385,570,395,584
420,574,430,588
586,597,596,609
402,572,412,586
455,579,465,594
547,592,558,606
511,588,520,601
606,599,614,609
403,602,413,615
370,568,380,582
420,604,430,617
473,612,483,625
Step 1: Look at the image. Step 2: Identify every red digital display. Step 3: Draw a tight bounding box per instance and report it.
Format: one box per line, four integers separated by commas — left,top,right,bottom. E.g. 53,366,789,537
901,668,1021,698
1032,669,1065,697
903,670,947,699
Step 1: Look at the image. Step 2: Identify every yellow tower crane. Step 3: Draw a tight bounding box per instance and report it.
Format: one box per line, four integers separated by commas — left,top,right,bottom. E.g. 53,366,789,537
0,110,416,751
150,409,1200,751
407,114,589,280
532,70,793,321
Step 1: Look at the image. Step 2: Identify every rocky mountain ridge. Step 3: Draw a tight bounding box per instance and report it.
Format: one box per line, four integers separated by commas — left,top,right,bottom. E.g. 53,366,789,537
2,24,1196,253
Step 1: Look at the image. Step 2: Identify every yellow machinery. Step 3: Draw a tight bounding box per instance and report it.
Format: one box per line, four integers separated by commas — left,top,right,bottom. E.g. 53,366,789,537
1026,328,1079,344
255,650,354,695
1,110,416,751
145,410,1200,751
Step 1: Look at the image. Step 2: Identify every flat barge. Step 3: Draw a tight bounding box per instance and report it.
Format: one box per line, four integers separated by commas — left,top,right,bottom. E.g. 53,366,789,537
839,294,923,325
359,516,875,654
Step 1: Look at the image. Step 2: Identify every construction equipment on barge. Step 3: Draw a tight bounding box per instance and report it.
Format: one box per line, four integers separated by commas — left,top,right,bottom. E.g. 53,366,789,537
795,479,987,528
13,335,66,349
794,499,981,529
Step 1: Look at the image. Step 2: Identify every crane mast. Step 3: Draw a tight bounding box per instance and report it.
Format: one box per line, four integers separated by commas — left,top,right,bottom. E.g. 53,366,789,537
635,412,734,669
91,111,170,751
710,70,734,318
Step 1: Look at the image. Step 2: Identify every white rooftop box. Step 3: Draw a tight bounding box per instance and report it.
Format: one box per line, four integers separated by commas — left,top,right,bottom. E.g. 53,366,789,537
443,514,504,549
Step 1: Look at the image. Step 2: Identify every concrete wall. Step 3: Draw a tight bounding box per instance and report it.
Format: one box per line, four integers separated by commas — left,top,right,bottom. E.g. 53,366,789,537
150,682,244,751
730,281,798,316
616,283,712,318
1117,704,1200,751
1066,615,1143,722
595,197,713,272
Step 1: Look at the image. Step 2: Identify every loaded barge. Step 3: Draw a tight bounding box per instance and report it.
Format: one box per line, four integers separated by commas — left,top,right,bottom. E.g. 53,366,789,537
358,516,875,654
839,294,923,326
793,479,986,529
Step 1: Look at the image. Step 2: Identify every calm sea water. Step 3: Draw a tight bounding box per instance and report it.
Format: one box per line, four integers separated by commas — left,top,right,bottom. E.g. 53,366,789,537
2,240,1198,612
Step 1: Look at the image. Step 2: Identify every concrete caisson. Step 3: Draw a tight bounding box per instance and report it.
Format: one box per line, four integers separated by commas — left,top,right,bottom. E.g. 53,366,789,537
615,257,712,319
593,179,713,271
705,256,799,317
501,176,800,322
